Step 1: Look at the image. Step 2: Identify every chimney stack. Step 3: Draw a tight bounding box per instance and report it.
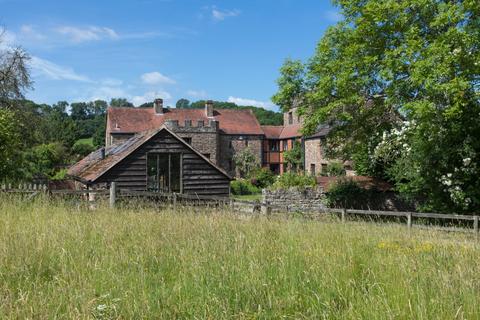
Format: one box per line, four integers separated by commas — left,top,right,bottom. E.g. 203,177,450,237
205,100,214,117
154,98,164,114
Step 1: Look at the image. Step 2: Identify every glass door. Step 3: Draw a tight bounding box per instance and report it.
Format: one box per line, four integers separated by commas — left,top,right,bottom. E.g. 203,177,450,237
147,153,182,193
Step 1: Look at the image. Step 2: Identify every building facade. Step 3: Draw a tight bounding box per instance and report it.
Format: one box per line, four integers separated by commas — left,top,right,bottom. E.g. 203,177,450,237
105,99,346,177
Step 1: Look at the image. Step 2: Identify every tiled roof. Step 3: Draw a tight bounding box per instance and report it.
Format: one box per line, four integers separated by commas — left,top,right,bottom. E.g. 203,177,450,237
279,124,302,139
261,125,283,139
107,107,264,135
68,126,232,184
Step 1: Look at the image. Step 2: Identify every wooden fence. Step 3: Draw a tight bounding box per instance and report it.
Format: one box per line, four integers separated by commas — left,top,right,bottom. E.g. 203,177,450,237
1,182,478,238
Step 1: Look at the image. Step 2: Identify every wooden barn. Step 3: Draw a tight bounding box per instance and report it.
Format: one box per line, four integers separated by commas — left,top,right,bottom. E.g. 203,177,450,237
67,126,232,197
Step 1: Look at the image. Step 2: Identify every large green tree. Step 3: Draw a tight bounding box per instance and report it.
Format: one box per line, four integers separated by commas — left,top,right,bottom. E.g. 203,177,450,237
273,0,480,213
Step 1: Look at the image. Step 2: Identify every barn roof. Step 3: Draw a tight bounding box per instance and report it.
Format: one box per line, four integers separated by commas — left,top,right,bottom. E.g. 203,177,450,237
107,107,265,136
68,126,232,184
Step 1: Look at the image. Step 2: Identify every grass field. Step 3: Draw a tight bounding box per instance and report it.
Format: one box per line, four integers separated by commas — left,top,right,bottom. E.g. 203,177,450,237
0,197,479,319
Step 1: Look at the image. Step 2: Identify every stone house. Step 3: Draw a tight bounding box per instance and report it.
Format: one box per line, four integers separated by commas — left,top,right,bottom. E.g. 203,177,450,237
102,98,346,178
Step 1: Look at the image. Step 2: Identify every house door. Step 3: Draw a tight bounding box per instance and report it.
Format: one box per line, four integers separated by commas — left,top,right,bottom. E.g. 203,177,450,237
147,153,182,193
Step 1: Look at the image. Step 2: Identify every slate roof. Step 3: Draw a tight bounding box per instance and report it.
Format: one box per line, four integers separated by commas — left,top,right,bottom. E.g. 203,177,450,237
68,126,232,184
107,107,265,136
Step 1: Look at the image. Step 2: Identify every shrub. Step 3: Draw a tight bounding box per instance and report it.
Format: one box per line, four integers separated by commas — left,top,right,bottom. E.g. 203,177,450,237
232,147,260,178
325,179,372,208
321,161,346,177
230,179,260,195
271,172,316,190
72,142,95,158
250,168,275,189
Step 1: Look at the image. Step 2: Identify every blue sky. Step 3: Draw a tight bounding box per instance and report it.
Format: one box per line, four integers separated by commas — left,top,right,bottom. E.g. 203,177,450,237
1,0,341,111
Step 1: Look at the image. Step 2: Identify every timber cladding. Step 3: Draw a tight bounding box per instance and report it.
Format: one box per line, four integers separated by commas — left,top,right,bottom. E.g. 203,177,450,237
97,130,231,197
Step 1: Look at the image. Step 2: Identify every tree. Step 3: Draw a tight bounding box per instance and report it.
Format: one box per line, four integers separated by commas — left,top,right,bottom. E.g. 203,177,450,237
283,141,304,172
110,98,134,108
176,98,190,109
0,108,22,180
0,29,32,106
233,147,260,178
271,59,306,112
273,0,480,213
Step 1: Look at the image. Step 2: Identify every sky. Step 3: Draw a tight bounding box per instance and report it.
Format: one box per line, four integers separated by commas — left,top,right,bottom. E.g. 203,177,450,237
1,0,342,111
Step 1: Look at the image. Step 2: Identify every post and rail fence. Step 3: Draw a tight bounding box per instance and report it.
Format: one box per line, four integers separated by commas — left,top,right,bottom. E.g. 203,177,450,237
1,183,479,238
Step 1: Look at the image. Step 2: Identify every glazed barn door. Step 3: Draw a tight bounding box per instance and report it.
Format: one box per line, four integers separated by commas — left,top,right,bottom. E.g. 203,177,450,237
147,153,182,193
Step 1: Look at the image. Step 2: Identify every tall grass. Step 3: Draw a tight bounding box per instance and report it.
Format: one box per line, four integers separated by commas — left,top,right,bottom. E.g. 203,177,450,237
0,195,479,319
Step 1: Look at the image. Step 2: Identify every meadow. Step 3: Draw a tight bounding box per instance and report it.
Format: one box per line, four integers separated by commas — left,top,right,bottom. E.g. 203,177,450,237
0,196,479,319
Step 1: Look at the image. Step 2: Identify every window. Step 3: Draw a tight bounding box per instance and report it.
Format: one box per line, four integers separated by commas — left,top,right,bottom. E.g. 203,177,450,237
283,140,288,151
288,112,293,125
297,114,301,123
183,137,192,145
147,153,181,193
269,140,279,151
321,163,328,173
203,153,210,159
310,164,316,176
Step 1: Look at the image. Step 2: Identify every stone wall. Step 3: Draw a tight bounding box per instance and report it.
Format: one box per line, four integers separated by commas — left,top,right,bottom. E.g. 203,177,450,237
304,137,328,175
219,135,263,176
165,119,219,164
262,187,326,213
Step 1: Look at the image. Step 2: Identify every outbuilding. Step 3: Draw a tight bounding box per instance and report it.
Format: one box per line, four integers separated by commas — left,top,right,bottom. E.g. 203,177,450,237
68,126,232,197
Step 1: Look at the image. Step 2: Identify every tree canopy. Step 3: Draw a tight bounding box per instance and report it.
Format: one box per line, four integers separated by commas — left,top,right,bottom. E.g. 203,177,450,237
273,0,480,213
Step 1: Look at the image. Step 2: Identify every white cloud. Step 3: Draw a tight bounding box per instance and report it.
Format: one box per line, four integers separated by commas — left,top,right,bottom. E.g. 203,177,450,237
101,78,123,86
324,10,342,22
0,29,16,48
211,7,241,21
131,90,172,106
141,71,176,85
55,26,119,43
187,89,207,98
30,56,92,82
20,25,46,41
227,96,277,111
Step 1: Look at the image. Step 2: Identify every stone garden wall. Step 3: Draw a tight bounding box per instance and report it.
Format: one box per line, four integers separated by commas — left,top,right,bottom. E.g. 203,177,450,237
262,187,327,213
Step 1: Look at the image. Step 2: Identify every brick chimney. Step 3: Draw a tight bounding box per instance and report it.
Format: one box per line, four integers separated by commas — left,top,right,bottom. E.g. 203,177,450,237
205,100,214,117
154,98,164,114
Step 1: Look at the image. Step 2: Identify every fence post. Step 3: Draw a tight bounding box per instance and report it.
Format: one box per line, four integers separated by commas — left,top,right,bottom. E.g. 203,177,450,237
173,193,177,211
261,202,272,216
407,212,412,231
473,216,479,240
341,208,346,223
109,182,117,208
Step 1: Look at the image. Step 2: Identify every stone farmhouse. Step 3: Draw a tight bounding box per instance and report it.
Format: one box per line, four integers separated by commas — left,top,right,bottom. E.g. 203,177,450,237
106,99,339,176
68,98,346,195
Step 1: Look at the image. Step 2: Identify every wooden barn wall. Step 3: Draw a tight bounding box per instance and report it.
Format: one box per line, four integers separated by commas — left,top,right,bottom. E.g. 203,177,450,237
97,131,230,196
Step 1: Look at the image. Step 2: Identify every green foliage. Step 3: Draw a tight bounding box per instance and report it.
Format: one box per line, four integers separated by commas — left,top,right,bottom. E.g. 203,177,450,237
271,172,316,190
321,161,346,177
110,98,134,108
23,143,68,179
324,178,366,208
72,142,95,158
283,141,304,171
175,98,190,109
230,179,260,195
233,147,260,178
50,168,68,181
0,109,22,180
250,168,276,189
273,0,480,213
185,100,283,126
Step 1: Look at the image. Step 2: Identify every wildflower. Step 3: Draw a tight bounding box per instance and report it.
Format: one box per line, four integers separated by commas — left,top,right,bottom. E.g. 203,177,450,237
463,158,471,166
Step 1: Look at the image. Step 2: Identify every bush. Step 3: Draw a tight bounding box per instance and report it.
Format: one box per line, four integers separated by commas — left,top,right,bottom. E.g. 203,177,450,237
230,179,260,195
271,172,316,190
250,168,275,189
321,161,346,177
72,142,95,158
324,178,364,208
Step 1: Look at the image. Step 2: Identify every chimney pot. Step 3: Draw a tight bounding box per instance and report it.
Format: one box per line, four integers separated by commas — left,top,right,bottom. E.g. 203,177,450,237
154,98,164,114
205,100,214,117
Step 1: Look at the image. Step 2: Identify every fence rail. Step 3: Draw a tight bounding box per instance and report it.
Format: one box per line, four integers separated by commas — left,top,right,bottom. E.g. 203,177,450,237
1,183,478,238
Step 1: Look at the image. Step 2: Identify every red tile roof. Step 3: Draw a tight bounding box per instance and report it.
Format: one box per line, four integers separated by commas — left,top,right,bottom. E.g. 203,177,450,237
107,107,264,135
261,125,283,139
279,124,302,139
